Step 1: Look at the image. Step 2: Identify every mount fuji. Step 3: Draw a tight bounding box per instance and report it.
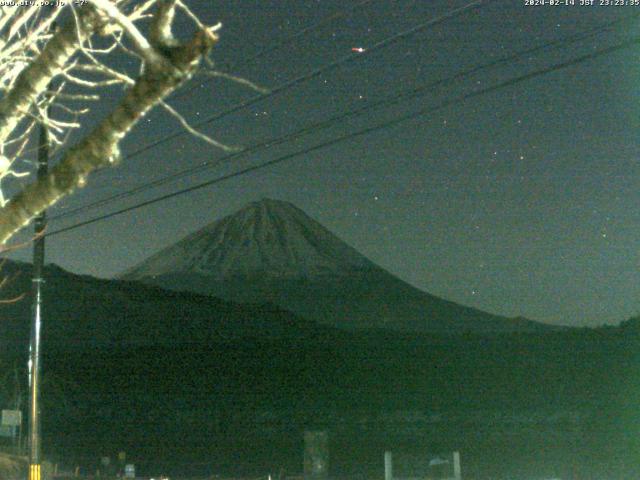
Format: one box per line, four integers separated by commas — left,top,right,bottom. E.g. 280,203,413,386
121,198,552,333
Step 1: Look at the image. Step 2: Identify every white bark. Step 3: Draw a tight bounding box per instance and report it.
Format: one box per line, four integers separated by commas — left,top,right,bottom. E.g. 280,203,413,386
87,0,163,66
0,7,100,145
0,24,219,244
0,1,225,245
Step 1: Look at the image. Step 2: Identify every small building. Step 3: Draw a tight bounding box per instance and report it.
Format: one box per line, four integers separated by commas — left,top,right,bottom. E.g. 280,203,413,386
385,450,461,480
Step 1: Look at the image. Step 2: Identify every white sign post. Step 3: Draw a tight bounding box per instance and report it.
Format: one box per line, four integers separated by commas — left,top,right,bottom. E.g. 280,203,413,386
1,409,22,450
1,410,22,427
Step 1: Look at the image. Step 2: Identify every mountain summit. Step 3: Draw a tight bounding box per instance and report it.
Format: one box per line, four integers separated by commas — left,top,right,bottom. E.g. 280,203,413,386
122,198,372,280
121,198,552,334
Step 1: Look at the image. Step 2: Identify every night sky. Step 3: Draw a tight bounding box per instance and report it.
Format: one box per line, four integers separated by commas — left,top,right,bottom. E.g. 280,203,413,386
7,0,640,327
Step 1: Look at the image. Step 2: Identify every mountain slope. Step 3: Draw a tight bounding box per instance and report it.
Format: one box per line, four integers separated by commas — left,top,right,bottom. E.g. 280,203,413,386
0,260,331,353
121,198,552,334
122,198,373,279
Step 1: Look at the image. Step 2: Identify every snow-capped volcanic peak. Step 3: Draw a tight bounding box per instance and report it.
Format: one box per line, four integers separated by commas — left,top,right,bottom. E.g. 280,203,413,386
122,198,374,280
121,198,553,334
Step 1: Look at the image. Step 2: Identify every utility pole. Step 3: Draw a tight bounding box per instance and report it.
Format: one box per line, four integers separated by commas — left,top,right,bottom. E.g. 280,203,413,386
28,112,49,480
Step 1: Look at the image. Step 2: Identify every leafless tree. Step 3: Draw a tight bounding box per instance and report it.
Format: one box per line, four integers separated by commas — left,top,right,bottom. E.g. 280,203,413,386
0,0,232,245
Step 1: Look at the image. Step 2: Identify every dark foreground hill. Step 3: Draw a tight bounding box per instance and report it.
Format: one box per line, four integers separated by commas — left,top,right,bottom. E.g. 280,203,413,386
121,198,554,334
13,325,640,480
0,260,638,479
0,260,335,352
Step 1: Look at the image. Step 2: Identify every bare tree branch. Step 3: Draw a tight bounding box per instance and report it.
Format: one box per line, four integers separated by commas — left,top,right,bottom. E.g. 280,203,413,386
0,21,219,244
160,100,241,152
202,70,270,94
87,0,163,66
0,7,101,146
0,2,232,245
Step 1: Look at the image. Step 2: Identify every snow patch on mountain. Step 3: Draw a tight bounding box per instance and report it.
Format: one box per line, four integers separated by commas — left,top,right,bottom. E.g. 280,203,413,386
121,198,374,281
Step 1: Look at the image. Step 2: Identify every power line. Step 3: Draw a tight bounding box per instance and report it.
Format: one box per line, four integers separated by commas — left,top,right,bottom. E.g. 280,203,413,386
19,0,482,166
18,0,379,162
46,35,640,238
171,0,378,101
102,0,491,162
51,0,493,220
50,12,638,222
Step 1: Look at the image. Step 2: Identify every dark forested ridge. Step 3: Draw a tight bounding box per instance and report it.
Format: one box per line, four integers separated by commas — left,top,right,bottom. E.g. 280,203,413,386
2,322,638,478
0,260,639,478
